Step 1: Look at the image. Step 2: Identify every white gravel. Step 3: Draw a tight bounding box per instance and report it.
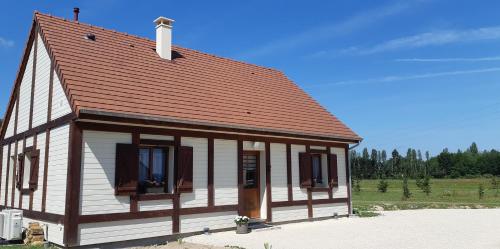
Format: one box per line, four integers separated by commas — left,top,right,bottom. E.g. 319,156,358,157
186,209,500,249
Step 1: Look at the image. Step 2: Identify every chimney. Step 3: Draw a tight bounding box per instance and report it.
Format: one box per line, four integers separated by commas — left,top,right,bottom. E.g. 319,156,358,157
154,17,175,60
73,7,80,21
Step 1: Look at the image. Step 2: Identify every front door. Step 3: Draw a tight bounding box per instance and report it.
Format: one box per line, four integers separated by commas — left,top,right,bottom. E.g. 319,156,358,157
242,151,260,218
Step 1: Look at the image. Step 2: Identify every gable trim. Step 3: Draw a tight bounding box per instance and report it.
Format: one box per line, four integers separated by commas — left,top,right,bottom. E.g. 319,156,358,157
28,26,39,130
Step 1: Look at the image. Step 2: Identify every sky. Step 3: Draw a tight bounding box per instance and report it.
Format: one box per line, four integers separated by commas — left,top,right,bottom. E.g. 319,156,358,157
1,0,500,155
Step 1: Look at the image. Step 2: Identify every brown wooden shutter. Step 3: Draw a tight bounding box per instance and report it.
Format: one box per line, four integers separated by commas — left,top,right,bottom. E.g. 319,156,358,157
29,150,40,190
178,146,193,193
299,152,312,188
16,153,24,190
115,143,139,196
329,154,339,188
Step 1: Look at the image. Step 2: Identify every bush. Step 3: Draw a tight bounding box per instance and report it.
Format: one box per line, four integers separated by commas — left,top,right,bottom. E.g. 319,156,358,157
478,184,485,199
377,179,389,193
353,179,361,193
491,177,499,197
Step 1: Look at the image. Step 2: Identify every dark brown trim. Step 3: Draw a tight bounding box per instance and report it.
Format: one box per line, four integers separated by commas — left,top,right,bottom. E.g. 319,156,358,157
237,140,243,216
78,111,361,145
63,122,83,247
130,132,140,213
28,27,39,130
0,205,64,224
305,145,312,219
286,144,292,202
77,205,238,224
136,193,174,201
345,144,352,215
271,198,348,208
1,113,76,146
207,138,214,207
265,141,272,222
14,94,19,136
326,146,333,199
41,129,50,212
78,209,174,224
28,131,35,210
11,140,18,207
4,143,11,207
179,205,238,215
172,136,180,233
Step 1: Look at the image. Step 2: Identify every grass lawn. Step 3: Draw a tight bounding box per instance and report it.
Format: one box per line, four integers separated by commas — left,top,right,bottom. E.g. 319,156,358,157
352,178,500,212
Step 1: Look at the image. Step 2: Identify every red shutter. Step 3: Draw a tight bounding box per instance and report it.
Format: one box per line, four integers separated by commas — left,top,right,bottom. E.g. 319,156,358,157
178,146,193,193
29,150,40,190
16,153,24,190
115,144,139,196
329,154,338,188
299,152,312,188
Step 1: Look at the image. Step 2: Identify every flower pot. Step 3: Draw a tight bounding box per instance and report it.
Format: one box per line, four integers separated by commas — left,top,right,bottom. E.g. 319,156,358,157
236,223,249,234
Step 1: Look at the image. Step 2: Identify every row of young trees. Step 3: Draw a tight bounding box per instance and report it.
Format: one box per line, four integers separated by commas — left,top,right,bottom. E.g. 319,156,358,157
350,142,500,179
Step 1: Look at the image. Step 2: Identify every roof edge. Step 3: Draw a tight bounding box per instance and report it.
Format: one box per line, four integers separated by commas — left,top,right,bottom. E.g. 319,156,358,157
78,109,362,144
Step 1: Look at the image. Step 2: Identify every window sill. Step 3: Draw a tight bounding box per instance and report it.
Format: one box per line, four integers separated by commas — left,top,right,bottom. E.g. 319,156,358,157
135,193,174,201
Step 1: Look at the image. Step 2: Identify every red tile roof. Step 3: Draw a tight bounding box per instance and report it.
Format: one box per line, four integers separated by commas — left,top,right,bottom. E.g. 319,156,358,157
35,12,361,142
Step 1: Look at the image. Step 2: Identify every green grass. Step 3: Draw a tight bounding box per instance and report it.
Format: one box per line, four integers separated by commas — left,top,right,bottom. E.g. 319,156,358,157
0,245,45,249
352,178,500,212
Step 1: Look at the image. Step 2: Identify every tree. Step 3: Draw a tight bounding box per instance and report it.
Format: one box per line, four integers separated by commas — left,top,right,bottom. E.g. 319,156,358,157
392,149,401,177
377,179,388,193
402,176,411,200
421,175,431,196
468,142,479,154
353,178,361,193
491,177,499,197
478,184,485,199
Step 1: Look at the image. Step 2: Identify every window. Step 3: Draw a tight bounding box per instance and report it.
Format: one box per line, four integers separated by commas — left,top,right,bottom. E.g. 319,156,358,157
243,153,259,189
22,152,32,190
138,147,168,194
311,154,323,187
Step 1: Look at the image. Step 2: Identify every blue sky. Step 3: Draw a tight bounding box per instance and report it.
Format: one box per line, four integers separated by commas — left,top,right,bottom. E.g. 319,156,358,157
1,0,500,155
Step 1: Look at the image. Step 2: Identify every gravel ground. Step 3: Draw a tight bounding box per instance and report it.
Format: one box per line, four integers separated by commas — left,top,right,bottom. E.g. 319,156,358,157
185,209,500,249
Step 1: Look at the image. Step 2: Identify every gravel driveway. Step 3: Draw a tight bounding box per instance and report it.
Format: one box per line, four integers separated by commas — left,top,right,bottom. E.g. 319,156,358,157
185,209,500,249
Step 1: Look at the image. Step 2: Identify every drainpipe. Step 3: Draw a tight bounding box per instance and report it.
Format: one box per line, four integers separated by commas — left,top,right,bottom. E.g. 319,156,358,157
348,141,361,216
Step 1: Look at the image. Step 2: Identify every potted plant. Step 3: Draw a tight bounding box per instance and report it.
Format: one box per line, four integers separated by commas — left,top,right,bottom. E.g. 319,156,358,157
234,216,250,234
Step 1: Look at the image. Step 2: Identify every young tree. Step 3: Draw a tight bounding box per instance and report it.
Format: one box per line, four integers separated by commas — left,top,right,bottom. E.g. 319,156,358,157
377,179,389,193
468,142,479,154
392,149,400,177
353,178,361,193
402,176,411,200
478,184,485,200
421,175,431,196
491,177,499,197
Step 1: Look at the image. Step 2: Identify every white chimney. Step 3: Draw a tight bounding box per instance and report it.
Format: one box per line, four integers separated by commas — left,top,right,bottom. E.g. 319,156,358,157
154,17,175,60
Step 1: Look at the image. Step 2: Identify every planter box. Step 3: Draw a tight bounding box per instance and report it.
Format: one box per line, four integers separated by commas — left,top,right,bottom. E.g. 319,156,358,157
236,224,249,234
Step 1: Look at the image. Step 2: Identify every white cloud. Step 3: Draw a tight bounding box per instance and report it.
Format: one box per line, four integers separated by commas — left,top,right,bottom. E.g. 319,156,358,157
343,26,500,55
0,37,14,48
395,56,500,62
312,67,500,87
236,1,427,59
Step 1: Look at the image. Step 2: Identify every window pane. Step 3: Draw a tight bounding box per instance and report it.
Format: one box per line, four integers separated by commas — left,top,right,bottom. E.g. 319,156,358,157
152,148,166,185
312,155,322,184
243,154,258,188
139,149,149,184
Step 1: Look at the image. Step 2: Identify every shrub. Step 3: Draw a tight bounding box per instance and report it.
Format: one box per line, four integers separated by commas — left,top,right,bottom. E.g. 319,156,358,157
491,177,499,197
353,179,361,193
402,177,412,200
478,184,485,200
421,175,432,196
377,179,389,193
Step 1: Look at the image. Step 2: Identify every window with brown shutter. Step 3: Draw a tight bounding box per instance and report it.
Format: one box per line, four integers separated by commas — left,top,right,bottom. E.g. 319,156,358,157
299,152,312,188
177,146,193,193
329,154,338,188
28,150,40,190
115,143,139,196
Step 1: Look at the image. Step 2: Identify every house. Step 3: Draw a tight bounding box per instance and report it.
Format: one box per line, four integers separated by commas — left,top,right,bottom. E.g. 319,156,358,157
0,10,361,248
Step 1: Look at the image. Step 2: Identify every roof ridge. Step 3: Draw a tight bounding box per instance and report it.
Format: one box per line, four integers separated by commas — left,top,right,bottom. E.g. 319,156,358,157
34,11,280,73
